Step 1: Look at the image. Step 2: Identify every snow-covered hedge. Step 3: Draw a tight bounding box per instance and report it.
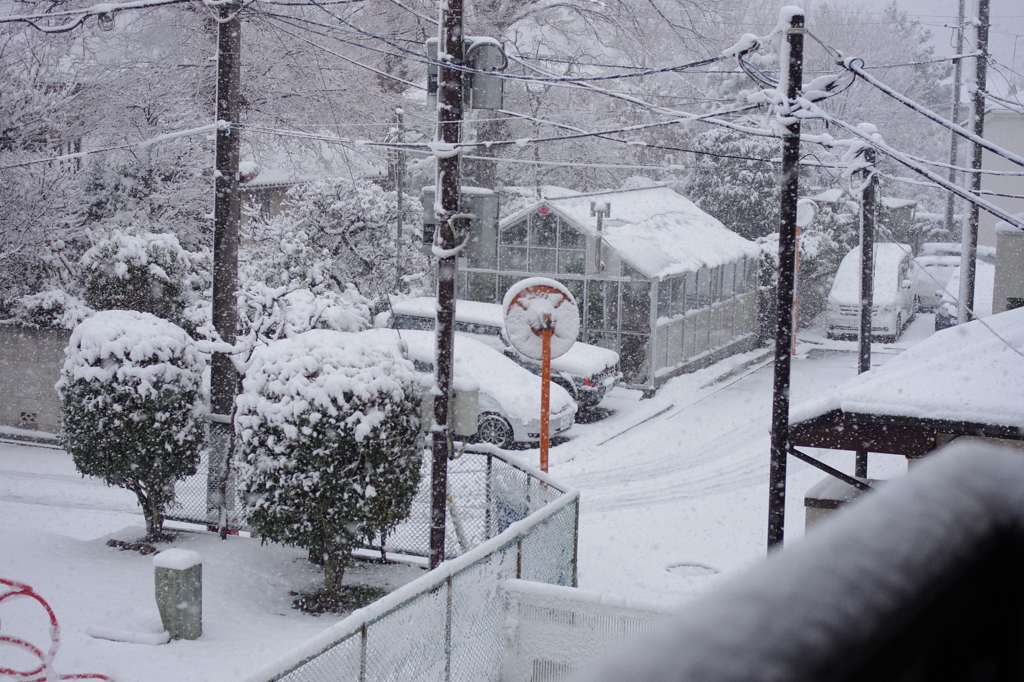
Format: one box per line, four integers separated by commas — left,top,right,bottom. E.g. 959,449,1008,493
236,329,423,595
80,227,204,328
5,288,93,330
57,310,205,540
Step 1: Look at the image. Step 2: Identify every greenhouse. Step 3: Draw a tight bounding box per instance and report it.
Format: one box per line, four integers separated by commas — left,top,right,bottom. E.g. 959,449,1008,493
457,184,763,391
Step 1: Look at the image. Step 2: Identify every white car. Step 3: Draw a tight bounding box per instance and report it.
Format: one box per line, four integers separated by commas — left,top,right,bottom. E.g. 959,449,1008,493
912,255,960,311
826,243,916,343
381,297,620,410
358,328,577,448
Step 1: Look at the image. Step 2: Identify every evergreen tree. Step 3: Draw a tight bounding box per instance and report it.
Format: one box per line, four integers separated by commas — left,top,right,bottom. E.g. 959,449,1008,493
58,310,205,541
237,330,423,598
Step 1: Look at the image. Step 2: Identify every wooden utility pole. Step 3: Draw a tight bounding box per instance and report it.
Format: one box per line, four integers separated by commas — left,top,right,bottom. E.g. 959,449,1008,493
429,0,465,570
767,9,805,551
395,108,405,293
944,0,966,238
959,0,989,324
856,148,877,479
208,1,241,539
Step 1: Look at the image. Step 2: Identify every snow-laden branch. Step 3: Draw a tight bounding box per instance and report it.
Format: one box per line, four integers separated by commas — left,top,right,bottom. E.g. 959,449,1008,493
0,122,226,170
844,57,1024,169
0,0,192,31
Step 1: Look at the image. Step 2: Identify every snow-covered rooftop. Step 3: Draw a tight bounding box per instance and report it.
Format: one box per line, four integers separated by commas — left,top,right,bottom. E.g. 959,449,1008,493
503,185,760,279
791,305,1024,429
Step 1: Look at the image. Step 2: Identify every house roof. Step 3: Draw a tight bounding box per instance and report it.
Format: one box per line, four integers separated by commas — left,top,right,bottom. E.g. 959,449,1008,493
501,185,760,279
789,306,1024,455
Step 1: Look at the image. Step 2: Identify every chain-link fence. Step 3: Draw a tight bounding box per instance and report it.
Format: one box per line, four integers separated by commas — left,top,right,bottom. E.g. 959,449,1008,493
167,443,564,562
241,474,579,682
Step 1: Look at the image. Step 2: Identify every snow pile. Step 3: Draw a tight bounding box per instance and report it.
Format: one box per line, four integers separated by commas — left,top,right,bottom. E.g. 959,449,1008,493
502,277,580,361
791,305,1024,428
152,548,202,571
57,309,204,400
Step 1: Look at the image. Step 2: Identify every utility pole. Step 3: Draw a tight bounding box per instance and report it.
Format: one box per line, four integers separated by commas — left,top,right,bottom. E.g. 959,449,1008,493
944,0,966,238
395,108,405,293
767,9,805,551
429,0,465,570
856,148,877,479
959,0,989,324
208,0,241,540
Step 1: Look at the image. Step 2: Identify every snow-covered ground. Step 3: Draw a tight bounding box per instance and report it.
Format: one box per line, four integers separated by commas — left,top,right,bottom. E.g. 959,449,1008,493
0,313,936,680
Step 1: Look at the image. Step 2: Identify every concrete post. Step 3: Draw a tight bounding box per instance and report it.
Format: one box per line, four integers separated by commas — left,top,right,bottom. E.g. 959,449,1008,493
153,549,203,640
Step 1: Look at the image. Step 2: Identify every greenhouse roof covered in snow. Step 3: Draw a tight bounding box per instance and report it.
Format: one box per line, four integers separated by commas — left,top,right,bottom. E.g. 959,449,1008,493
504,183,760,280
789,306,1024,457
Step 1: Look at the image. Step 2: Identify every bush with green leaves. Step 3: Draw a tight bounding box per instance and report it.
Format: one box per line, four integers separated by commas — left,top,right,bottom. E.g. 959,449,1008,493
236,329,423,598
57,310,205,540
79,224,206,329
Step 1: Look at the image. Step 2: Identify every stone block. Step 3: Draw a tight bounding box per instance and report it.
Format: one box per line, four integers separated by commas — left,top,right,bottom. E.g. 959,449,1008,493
153,549,202,640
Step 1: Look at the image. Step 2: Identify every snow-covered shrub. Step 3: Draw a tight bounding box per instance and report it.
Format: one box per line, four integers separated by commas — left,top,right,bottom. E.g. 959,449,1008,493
236,330,423,597
4,289,93,330
79,225,205,329
57,310,205,541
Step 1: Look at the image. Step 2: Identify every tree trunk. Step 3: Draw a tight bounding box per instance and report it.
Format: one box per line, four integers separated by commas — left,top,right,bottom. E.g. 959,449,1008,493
323,552,345,597
146,492,166,541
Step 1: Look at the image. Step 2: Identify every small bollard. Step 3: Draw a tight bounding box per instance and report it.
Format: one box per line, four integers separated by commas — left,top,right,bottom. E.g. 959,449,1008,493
153,549,202,640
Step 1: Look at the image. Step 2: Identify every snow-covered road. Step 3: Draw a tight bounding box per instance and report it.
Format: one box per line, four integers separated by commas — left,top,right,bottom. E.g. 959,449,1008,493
538,313,935,603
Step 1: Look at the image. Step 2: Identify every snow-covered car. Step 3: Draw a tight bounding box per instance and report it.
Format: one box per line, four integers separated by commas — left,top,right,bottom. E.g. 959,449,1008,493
380,297,620,410
934,259,995,331
911,255,960,311
357,328,577,448
826,243,916,343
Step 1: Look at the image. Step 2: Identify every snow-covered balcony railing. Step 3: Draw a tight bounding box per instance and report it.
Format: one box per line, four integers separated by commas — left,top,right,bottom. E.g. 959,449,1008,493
503,580,670,682
241,457,578,682
580,441,1024,682
169,445,562,561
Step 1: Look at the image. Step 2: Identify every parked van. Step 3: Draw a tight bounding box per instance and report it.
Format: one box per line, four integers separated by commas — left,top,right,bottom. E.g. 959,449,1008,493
826,243,916,343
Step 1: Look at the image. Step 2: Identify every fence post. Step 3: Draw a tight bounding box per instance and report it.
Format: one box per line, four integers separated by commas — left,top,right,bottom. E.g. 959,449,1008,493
485,454,492,540
445,575,453,682
572,498,580,588
360,623,368,682
517,536,523,579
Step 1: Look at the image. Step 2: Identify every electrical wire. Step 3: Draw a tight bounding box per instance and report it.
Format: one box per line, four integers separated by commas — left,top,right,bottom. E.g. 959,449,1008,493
843,57,1024,170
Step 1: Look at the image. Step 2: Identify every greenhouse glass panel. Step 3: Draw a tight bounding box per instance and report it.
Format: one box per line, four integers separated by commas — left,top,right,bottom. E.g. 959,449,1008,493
684,271,698,311
697,268,711,307
500,246,528,271
529,248,556,273
559,224,585,250
530,213,558,247
557,250,585,275
723,262,735,299
502,219,528,245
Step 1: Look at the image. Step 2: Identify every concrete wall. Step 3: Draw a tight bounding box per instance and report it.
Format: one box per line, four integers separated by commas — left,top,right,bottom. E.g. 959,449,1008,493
980,111,1024,248
0,326,69,435
993,228,1024,315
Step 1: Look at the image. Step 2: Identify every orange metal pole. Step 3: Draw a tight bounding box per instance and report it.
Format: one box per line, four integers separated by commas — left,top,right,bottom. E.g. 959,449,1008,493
540,326,552,473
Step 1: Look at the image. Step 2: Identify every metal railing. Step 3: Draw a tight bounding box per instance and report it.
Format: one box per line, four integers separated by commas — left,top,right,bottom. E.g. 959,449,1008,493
168,444,565,561
237,461,578,682
503,579,669,682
